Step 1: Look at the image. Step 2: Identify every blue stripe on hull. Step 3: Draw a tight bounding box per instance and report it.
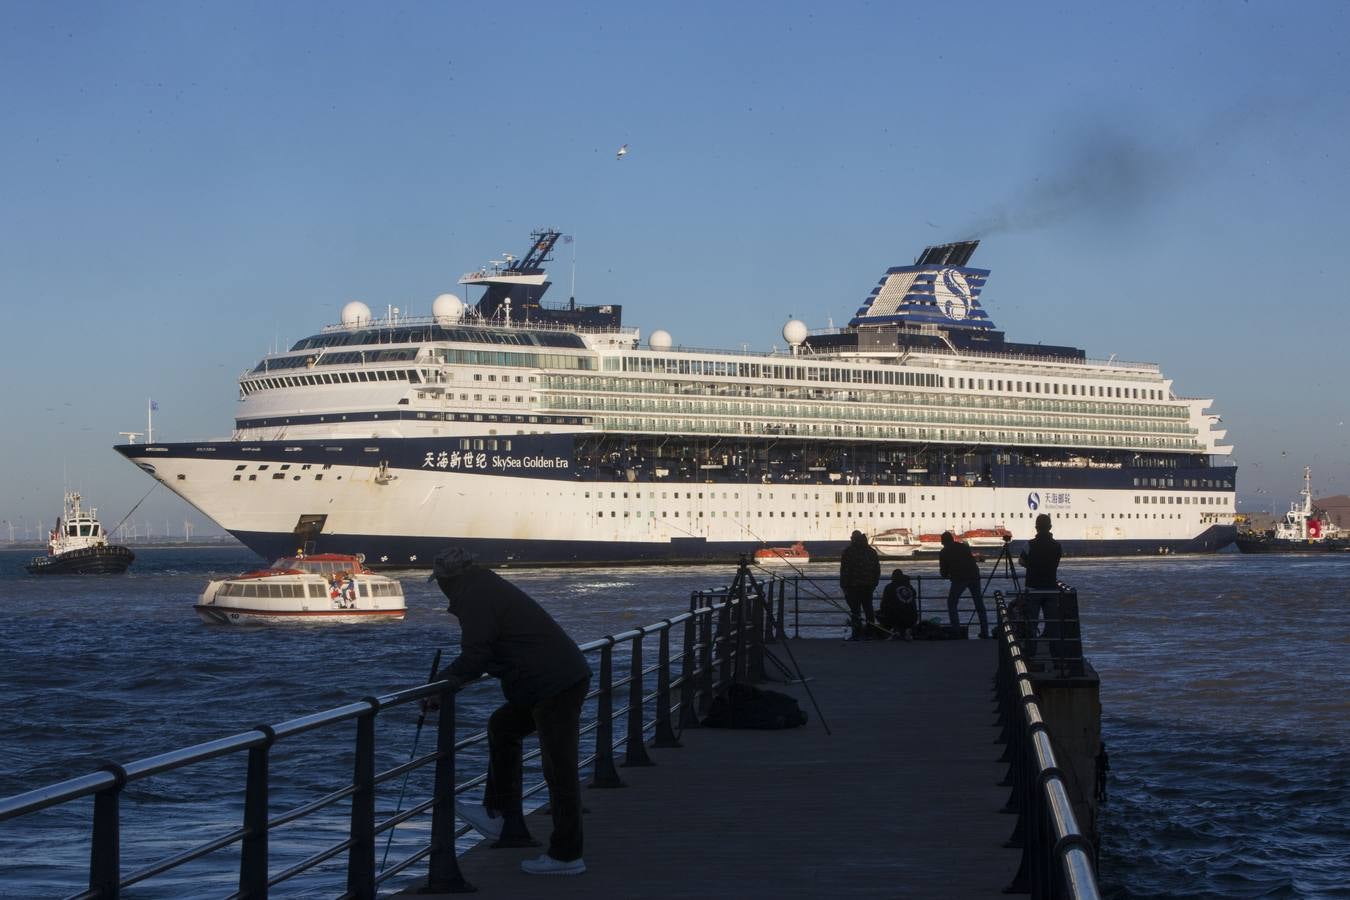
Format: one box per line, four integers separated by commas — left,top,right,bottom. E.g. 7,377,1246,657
230,525,1237,568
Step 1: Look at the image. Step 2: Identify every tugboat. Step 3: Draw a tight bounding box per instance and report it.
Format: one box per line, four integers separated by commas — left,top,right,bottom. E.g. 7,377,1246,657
1236,467,1349,554
25,492,135,575
196,553,406,624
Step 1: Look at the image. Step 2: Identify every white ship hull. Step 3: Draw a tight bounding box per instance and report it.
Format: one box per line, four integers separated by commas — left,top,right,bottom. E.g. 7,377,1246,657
119,439,1237,566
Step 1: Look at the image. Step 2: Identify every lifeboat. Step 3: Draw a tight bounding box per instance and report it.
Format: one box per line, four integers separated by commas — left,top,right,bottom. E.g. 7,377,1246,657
753,542,810,566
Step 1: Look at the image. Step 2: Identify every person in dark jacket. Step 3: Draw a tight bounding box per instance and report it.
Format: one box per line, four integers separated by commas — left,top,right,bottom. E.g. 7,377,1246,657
1018,513,1063,658
938,531,989,638
839,530,882,640
431,546,593,877
877,568,919,640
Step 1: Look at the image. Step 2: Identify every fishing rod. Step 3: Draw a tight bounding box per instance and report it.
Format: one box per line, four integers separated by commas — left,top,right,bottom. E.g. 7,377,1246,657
730,556,832,734
380,647,443,872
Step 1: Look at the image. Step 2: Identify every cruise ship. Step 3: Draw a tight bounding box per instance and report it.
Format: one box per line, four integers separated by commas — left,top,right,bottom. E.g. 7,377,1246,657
115,230,1236,566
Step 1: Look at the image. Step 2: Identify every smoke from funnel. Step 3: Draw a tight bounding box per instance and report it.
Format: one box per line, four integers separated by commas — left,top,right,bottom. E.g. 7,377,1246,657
963,128,1178,238
959,97,1306,239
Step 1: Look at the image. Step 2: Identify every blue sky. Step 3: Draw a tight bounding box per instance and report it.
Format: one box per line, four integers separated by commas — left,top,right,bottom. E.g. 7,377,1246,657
2,1,1347,537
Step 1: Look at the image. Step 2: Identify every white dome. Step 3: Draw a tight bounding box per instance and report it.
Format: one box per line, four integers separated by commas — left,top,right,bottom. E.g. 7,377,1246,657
782,319,808,346
341,301,372,328
649,329,673,351
432,293,465,323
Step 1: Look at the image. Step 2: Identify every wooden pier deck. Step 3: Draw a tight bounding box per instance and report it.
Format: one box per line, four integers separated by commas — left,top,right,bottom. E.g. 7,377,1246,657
404,638,1019,899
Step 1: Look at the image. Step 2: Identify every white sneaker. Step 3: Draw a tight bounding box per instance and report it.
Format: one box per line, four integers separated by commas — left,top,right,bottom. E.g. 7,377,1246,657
455,801,503,840
521,854,586,876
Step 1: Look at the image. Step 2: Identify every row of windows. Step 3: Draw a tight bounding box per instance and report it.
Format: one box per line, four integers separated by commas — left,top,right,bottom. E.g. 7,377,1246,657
584,415,1197,451
542,375,1189,421
240,368,420,396
593,508,1194,521
550,395,1195,438
216,580,402,599
1135,495,1230,505
253,348,419,373
290,325,586,352
606,354,1166,401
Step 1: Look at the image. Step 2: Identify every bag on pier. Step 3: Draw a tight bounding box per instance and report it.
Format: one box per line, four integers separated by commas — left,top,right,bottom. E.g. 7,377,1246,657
702,682,807,730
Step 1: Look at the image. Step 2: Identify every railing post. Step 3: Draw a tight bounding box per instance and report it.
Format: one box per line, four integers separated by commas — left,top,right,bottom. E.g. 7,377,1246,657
733,581,750,684
716,601,733,690
748,582,766,682
346,700,379,900
679,616,701,730
653,622,682,747
590,643,625,788
89,763,127,899
422,683,472,894
239,726,276,899
775,578,786,641
623,635,654,767
698,608,714,717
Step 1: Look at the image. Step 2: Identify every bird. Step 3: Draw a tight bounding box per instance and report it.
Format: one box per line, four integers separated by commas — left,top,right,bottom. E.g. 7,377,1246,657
616,143,629,160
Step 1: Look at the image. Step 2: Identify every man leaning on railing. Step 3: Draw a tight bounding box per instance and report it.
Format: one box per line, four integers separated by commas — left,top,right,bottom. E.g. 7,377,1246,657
427,547,593,876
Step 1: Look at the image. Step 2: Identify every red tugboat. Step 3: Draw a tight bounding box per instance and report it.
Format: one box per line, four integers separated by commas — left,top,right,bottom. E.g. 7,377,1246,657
1236,467,1349,554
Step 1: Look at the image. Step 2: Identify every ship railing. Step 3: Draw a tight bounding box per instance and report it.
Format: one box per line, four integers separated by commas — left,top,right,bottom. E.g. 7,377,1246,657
313,313,640,339
991,588,1101,899
0,587,760,899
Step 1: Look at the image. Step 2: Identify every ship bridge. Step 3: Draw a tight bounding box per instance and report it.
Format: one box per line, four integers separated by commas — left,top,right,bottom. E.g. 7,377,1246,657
460,228,623,330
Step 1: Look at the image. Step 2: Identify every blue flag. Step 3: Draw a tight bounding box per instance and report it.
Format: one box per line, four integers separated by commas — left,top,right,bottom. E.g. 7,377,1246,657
150,400,159,411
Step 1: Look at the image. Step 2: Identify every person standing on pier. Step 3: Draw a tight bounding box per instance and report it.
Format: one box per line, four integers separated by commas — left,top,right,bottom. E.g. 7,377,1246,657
938,531,990,638
430,547,593,876
839,530,882,640
1018,513,1062,658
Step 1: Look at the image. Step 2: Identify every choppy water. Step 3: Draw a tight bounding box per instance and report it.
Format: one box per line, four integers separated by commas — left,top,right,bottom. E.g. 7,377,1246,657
1,548,1347,898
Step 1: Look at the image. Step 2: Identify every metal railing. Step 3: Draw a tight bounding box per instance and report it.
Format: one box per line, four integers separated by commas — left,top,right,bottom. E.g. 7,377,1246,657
764,564,1024,638
0,591,758,899
991,590,1100,899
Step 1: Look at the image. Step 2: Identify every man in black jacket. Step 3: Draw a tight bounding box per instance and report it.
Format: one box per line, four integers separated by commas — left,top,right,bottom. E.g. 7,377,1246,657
838,530,882,640
938,531,990,638
1018,513,1063,658
431,547,593,876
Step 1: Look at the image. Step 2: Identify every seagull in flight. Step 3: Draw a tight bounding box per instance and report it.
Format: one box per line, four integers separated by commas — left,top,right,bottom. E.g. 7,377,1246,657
616,143,629,160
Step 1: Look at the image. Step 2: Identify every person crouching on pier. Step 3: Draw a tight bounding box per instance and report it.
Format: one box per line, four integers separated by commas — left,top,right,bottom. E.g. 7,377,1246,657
839,530,882,640
430,547,593,876
878,568,919,640
938,532,990,639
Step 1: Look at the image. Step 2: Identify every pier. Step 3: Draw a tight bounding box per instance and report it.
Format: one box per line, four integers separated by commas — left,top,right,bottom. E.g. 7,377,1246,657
0,567,1101,898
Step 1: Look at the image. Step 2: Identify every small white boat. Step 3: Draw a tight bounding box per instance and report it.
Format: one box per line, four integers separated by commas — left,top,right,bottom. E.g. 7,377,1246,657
196,553,406,624
870,528,920,559
753,542,810,566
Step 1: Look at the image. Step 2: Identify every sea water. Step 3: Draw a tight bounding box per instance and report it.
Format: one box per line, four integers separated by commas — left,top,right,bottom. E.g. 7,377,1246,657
0,548,1346,897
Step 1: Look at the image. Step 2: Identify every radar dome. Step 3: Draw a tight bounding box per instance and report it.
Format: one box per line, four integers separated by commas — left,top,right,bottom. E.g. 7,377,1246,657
649,329,673,351
341,301,372,328
782,319,808,346
432,293,465,323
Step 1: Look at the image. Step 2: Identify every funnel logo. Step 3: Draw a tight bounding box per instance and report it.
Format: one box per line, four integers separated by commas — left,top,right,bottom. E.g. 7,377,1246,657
1027,492,1040,511
935,268,972,321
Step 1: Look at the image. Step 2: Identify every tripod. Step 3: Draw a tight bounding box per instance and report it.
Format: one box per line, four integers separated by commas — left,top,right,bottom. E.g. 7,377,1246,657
728,556,832,735
971,535,1021,633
